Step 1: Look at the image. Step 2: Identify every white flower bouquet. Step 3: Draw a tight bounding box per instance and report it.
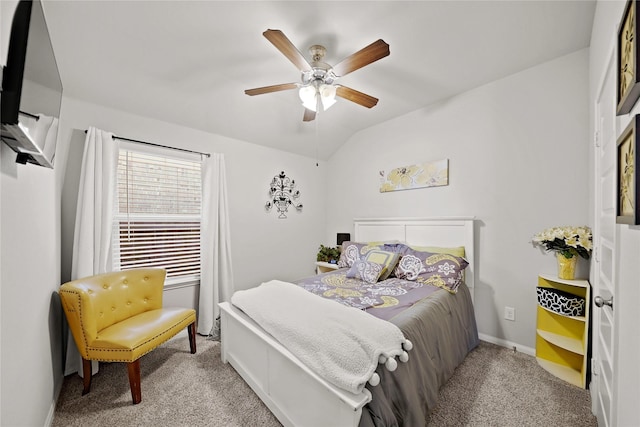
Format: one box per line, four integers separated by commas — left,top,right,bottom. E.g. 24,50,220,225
532,226,593,259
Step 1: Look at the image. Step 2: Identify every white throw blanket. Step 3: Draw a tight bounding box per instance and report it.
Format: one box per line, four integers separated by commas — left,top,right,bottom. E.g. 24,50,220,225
231,280,410,394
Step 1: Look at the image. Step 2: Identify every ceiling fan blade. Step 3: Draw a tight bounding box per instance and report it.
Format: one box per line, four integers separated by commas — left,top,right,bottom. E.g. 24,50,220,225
245,83,298,96
263,29,312,72
335,85,379,108
303,108,316,122
332,39,390,77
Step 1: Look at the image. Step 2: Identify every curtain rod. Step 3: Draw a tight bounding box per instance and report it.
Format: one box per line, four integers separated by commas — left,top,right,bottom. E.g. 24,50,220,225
113,135,211,158
19,110,39,120
84,130,211,158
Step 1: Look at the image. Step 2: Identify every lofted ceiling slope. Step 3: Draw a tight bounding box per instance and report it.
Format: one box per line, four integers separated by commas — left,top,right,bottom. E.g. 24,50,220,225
43,1,596,160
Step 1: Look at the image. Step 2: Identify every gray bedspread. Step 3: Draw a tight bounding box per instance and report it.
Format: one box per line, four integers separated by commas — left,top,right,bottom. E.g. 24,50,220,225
294,270,478,426
358,282,478,427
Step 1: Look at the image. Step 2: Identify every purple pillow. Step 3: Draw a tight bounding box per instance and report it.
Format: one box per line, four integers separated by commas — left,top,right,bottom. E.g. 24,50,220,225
337,241,383,268
393,248,469,293
345,260,384,284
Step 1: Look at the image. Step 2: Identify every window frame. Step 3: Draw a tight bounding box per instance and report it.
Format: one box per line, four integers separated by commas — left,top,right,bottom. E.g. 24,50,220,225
112,142,203,288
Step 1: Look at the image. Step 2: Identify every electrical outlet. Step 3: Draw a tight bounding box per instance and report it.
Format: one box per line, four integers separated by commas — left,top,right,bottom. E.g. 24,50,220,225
504,306,515,321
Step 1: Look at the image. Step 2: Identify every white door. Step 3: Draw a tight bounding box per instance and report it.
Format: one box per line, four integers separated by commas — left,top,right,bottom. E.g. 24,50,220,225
591,48,617,427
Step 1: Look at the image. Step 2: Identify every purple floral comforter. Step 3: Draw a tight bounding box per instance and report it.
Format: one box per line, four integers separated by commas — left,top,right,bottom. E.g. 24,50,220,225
295,268,441,321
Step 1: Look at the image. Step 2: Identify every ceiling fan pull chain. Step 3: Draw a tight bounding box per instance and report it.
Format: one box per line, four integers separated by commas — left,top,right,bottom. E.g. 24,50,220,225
315,109,319,167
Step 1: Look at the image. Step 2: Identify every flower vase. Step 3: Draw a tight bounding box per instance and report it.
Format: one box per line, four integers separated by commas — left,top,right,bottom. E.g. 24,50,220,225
557,253,577,280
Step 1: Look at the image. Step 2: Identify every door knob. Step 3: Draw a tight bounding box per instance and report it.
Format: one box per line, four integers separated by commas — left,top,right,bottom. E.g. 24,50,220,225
594,295,613,309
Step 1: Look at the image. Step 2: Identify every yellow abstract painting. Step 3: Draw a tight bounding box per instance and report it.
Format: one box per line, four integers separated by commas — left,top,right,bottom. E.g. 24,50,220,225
620,134,635,216
379,159,449,193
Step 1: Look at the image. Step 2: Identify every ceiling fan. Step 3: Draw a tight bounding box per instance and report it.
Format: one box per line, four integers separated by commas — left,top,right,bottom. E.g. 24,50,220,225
245,29,390,122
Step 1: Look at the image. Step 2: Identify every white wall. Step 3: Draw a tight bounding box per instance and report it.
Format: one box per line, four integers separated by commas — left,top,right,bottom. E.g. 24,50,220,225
1,2,65,425
589,1,640,425
0,1,19,65
0,142,66,427
326,49,590,351
0,145,64,427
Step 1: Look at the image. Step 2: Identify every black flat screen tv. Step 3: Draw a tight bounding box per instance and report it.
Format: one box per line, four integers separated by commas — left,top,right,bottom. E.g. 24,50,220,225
1,0,62,168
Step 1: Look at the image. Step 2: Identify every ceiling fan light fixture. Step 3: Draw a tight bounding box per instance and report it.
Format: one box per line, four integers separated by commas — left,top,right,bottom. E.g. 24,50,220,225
320,84,336,110
302,97,318,112
299,83,337,113
299,85,318,111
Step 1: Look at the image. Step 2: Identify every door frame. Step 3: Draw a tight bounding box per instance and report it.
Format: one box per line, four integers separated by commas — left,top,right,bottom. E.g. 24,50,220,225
590,40,617,427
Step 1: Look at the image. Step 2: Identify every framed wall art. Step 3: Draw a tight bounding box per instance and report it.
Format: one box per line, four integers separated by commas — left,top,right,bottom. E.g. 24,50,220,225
617,0,640,115
616,116,639,224
379,159,448,193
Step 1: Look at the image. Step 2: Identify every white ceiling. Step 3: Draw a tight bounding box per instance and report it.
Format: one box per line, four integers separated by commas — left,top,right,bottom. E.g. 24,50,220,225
43,1,596,160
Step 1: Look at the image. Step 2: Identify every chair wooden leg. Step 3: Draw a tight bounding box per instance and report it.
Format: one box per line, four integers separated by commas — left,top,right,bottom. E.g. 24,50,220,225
188,322,197,354
81,358,92,395
127,359,142,404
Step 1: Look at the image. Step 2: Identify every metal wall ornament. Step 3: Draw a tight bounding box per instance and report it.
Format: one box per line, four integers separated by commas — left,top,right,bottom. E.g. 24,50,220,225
265,171,303,219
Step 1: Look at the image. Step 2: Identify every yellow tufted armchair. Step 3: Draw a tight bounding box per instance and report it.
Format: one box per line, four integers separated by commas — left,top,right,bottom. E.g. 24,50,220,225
59,268,197,404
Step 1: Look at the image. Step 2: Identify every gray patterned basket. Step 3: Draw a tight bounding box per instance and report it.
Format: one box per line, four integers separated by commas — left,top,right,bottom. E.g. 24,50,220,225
536,287,585,317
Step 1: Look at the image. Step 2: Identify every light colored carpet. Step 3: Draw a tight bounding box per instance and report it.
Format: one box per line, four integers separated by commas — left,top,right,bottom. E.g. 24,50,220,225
52,336,597,426
428,341,597,426
53,335,280,427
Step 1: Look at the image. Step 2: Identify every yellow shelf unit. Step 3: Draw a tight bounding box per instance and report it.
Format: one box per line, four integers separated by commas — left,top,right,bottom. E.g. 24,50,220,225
536,274,590,388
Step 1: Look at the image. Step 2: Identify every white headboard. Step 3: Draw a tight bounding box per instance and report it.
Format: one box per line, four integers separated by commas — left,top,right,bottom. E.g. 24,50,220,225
354,217,476,302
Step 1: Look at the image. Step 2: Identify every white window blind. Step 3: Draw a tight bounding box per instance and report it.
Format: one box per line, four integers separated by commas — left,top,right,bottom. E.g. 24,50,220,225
114,149,202,285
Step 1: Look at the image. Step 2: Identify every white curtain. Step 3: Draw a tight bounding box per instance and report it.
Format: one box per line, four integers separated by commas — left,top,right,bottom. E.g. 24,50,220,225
63,127,119,376
198,153,234,339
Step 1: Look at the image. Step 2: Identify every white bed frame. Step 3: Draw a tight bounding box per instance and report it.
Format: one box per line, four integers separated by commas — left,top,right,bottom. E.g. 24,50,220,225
219,217,475,427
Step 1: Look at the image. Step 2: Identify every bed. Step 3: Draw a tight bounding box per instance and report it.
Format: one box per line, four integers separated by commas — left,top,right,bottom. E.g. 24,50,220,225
219,217,479,427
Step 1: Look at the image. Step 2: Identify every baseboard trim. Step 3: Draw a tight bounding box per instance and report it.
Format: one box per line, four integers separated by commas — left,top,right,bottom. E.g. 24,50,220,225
46,381,63,426
478,333,536,356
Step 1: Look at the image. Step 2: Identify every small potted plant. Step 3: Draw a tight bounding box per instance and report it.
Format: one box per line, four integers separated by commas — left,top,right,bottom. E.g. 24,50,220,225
317,244,341,264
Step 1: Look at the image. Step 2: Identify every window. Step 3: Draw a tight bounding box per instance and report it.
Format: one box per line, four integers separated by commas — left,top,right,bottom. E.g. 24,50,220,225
113,147,202,286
